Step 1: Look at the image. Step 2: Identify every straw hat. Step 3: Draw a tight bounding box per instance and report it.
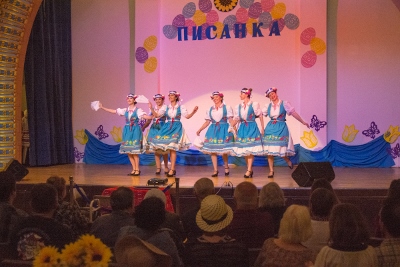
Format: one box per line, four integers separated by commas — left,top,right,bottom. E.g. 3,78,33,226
196,195,233,233
114,235,172,267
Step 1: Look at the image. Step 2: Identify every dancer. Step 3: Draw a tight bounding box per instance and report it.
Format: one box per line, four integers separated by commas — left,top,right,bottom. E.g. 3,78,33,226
99,93,153,176
263,87,309,178
148,91,198,177
145,94,170,175
233,88,264,178
196,91,235,177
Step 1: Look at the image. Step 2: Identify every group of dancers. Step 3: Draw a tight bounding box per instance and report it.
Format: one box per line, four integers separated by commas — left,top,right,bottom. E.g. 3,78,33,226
98,87,309,178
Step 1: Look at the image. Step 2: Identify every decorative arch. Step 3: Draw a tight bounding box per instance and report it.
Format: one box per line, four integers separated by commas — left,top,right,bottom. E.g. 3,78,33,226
0,0,42,170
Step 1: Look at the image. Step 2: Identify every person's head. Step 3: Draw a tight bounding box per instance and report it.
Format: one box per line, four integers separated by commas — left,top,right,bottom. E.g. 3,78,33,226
126,93,138,105
144,189,166,207
311,178,339,204
115,235,172,267
309,188,335,218
110,187,134,211
196,195,233,234
134,197,166,231
153,94,165,107
380,201,400,238
30,183,58,214
278,204,312,243
210,91,224,105
329,203,370,248
168,91,180,102
234,181,258,210
384,179,400,205
193,177,215,202
0,171,16,203
265,87,278,100
258,182,285,208
240,88,252,99
46,176,67,202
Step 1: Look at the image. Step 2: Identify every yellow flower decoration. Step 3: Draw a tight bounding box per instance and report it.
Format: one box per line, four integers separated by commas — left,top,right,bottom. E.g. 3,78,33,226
301,130,318,148
214,0,238,12
74,129,88,145
342,124,359,143
61,242,84,267
384,125,400,144
33,246,61,267
111,126,122,143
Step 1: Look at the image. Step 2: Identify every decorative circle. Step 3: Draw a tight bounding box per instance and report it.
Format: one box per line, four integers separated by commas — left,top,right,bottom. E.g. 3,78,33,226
240,0,254,9
300,27,316,45
258,12,272,29
206,10,219,25
270,2,286,19
310,37,326,55
199,0,213,13
223,15,237,31
185,19,197,36
214,0,238,12
135,47,148,64
269,18,285,32
284,13,299,30
248,2,262,19
301,50,317,68
143,36,157,51
183,2,197,18
172,14,186,27
163,25,178,39
144,57,157,73
193,10,207,26
236,7,249,23
261,0,275,12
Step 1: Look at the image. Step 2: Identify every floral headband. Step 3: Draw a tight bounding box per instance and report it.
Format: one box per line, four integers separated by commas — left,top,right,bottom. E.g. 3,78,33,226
265,87,278,98
241,88,252,96
153,94,165,100
127,93,138,99
168,91,180,97
210,91,224,99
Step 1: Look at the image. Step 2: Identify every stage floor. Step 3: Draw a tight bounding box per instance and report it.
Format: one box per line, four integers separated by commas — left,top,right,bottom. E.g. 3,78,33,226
20,163,400,190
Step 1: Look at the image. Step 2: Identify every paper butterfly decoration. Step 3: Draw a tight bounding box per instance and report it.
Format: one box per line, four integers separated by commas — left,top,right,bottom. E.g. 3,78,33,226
95,125,109,140
310,115,327,132
74,147,84,162
387,143,400,159
362,121,380,139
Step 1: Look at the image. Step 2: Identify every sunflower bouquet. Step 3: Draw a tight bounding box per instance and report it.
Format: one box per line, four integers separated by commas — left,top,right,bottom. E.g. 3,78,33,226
33,234,112,267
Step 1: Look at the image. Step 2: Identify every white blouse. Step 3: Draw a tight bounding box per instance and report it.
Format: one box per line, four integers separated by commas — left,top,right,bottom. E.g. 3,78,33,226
234,101,262,121
116,106,147,120
204,104,233,122
166,103,188,119
262,100,295,118
149,104,167,118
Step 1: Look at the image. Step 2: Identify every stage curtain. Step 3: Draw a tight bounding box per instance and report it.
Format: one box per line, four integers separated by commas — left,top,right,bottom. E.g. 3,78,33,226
24,0,75,166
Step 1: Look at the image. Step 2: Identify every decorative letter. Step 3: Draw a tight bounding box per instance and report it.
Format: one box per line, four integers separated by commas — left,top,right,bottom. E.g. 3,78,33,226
193,26,203,40
234,23,247,38
206,25,217,40
177,27,188,41
220,24,231,39
269,21,281,36
252,22,264,37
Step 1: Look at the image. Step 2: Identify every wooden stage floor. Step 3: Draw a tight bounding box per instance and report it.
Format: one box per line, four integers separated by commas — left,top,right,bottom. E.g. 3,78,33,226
20,163,400,191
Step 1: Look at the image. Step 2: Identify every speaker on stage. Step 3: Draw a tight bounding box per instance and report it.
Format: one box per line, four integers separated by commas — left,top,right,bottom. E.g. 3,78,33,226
5,159,29,181
291,162,335,187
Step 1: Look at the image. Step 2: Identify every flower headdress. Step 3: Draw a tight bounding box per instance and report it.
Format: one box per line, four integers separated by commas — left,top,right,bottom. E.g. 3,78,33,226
210,91,224,99
241,88,252,96
127,93,138,100
265,87,278,98
153,93,165,100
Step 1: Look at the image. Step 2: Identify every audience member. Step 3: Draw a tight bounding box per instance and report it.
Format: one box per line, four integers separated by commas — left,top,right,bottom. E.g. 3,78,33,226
227,181,274,248
0,171,28,243
114,234,172,267
90,186,135,249
46,176,89,238
310,178,340,204
118,197,183,267
302,188,335,253
144,188,185,254
258,182,286,236
181,177,215,241
313,203,377,267
9,183,75,260
375,201,400,266
184,194,249,267
254,204,316,267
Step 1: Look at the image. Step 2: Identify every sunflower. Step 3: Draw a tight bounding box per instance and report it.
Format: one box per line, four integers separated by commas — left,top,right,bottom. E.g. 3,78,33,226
214,0,238,12
78,235,112,267
60,241,85,267
33,246,62,267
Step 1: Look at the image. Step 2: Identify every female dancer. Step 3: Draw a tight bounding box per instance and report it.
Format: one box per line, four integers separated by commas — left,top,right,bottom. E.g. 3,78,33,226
99,93,153,176
196,91,235,177
263,87,309,178
148,91,198,177
145,94,169,175
233,88,265,178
